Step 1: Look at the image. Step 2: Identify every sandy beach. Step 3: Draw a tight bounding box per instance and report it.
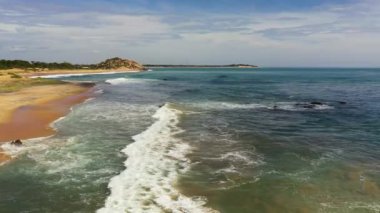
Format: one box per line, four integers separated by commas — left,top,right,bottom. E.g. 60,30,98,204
0,82,94,163
0,64,144,164
25,69,140,77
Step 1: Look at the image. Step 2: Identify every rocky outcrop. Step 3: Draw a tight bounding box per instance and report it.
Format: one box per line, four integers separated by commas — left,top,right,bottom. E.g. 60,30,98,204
10,139,22,146
96,57,145,71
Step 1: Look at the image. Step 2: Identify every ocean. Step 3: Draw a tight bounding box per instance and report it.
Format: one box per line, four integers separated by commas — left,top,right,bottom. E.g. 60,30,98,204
0,68,379,212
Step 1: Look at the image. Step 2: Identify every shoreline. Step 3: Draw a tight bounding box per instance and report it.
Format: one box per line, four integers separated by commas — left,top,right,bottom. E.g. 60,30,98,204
0,67,144,165
29,70,141,79
0,83,95,164
22,69,143,78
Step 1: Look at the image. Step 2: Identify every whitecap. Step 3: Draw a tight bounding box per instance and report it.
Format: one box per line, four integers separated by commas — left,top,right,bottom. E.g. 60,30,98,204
190,101,334,111
97,103,217,213
190,101,270,110
105,78,156,85
219,151,265,167
30,71,140,79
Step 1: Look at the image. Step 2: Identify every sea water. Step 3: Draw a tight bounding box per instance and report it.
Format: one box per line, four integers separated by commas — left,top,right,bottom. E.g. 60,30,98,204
0,68,380,212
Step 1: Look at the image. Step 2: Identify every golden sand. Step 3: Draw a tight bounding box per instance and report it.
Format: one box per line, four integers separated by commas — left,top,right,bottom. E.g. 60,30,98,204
0,84,91,125
0,83,93,164
0,67,140,164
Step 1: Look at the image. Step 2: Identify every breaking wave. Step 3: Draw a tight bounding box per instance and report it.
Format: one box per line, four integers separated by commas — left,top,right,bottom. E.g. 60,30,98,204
31,71,140,79
97,103,217,213
105,78,157,85
190,101,334,111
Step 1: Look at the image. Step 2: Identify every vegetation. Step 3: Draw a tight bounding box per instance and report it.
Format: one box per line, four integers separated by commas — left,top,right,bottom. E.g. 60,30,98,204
96,57,145,70
0,58,146,71
0,75,65,93
0,59,95,70
8,72,22,79
0,57,146,93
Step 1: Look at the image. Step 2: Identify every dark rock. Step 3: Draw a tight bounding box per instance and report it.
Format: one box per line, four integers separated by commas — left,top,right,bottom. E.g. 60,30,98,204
295,103,315,109
310,101,323,105
96,57,145,70
338,101,347,105
303,104,315,109
158,104,165,108
10,139,22,146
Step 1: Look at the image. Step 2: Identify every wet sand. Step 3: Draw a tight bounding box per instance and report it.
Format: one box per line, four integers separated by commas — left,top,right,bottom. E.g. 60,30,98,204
0,83,94,163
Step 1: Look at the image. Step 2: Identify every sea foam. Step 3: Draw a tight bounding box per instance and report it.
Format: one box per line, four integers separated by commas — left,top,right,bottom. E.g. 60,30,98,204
105,77,157,85
97,103,217,213
191,101,334,111
30,71,140,79
105,78,130,85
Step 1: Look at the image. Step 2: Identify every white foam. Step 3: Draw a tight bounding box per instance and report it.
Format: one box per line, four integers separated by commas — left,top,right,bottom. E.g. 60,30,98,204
219,151,264,167
30,70,140,79
94,89,104,94
98,103,217,213
0,137,51,160
105,78,129,85
320,201,380,212
105,77,155,85
274,102,334,111
192,102,270,110
191,101,334,111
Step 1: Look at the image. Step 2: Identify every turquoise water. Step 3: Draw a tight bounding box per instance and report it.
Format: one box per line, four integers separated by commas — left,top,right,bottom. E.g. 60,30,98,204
0,68,379,212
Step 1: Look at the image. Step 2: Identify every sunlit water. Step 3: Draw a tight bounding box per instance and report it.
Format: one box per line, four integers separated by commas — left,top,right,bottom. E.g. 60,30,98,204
1,68,379,212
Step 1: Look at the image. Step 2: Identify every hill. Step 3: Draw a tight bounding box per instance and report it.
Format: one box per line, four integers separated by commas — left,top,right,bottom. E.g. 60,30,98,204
96,57,145,70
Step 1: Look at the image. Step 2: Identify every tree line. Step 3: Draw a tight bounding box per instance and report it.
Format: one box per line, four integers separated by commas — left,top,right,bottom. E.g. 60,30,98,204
0,60,96,70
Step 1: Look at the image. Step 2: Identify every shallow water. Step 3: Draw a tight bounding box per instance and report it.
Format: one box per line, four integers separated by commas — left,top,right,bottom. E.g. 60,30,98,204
1,68,380,212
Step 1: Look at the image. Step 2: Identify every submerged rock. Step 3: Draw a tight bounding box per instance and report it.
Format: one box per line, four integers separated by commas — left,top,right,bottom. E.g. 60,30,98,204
10,139,22,146
295,103,315,109
310,101,323,105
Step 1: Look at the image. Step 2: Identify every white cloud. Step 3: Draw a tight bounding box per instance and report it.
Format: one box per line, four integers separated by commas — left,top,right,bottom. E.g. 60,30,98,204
0,0,379,66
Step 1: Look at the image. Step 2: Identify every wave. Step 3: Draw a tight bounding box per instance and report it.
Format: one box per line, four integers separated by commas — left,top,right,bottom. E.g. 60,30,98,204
105,78,130,85
105,77,156,85
0,137,51,161
97,103,217,213
191,102,269,110
275,102,334,111
219,151,265,167
190,101,334,111
30,71,140,79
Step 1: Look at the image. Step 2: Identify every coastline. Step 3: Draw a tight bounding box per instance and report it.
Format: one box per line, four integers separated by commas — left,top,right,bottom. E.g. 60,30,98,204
29,69,141,79
24,68,141,78
0,64,146,165
0,82,95,164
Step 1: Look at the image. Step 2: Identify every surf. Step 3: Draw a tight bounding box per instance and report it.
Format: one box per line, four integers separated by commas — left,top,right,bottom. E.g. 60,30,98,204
97,103,217,213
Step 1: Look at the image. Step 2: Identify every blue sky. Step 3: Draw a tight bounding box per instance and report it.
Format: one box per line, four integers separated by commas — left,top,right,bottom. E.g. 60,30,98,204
0,0,379,67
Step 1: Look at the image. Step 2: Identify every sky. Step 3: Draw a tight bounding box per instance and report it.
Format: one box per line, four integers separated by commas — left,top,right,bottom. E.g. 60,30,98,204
0,0,379,67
